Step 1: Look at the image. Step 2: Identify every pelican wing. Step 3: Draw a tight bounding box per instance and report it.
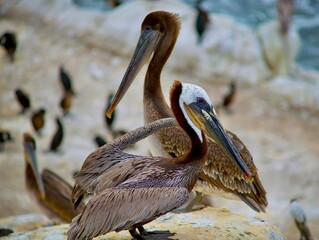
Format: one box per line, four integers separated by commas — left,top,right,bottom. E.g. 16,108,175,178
72,118,175,209
158,125,267,212
203,131,268,212
41,169,84,222
67,187,189,240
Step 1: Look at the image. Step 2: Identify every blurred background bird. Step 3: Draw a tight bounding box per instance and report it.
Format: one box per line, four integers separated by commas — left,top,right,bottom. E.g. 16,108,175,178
94,135,107,148
105,93,116,129
218,81,237,113
277,0,295,36
104,92,128,142
0,130,14,151
59,91,73,116
0,31,17,61
0,228,13,237
15,88,31,114
31,108,46,136
59,66,75,96
290,199,314,240
49,117,64,152
195,0,210,44
23,133,84,223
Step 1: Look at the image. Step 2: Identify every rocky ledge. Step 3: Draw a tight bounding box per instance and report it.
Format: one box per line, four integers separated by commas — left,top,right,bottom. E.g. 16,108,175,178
1,207,286,240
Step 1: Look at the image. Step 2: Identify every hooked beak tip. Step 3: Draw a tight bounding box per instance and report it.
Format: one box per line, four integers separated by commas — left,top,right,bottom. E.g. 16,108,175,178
245,172,252,181
106,109,113,118
40,192,46,200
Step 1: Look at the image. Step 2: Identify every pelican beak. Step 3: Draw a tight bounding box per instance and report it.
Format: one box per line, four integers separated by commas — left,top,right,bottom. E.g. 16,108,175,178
184,103,252,180
106,27,162,117
23,140,46,199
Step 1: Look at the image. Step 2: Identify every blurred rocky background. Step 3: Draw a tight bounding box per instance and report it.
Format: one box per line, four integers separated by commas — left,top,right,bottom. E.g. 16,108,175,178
0,0,318,239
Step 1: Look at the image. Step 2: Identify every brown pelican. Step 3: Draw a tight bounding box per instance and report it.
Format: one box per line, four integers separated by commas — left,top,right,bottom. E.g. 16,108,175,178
23,133,83,223
68,80,250,240
107,11,267,212
0,31,17,61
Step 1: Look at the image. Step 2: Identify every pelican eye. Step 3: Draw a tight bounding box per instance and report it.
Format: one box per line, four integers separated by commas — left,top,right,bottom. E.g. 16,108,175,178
196,97,211,111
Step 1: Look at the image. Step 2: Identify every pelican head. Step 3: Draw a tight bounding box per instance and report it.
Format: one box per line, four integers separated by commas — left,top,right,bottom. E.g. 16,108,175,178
277,0,294,34
173,81,252,179
23,133,46,199
107,11,180,117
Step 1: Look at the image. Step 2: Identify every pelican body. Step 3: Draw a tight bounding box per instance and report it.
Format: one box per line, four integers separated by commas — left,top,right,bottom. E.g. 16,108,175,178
23,133,83,223
107,11,267,212
69,80,249,240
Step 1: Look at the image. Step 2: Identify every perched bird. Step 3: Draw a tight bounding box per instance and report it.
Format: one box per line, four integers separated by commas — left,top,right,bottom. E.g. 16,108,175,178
107,11,267,212
94,135,107,148
290,199,314,240
23,133,84,223
195,1,210,43
218,81,237,112
0,228,13,237
60,91,73,116
104,93,116,129
31,108,46,135
277,0,295,35
0,31,17,61
68,80,250,240
15,88,31,113
49,117,64,151
59,66,75,95
108,0,121,8
0,130,13,151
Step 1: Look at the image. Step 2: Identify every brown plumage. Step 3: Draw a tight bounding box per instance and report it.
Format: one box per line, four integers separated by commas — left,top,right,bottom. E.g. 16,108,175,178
69,80,247,240
107,11,267,213
23,133,84,223
60,91,73,115
31,108,46,135
277,0,295,35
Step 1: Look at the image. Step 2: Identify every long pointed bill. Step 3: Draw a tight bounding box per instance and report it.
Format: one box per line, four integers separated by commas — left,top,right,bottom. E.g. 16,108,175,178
106,28,162,118
184,104,252,180
23,141,46,199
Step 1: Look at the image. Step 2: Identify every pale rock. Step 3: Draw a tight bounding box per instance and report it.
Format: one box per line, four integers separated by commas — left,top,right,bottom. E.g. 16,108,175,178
2,207,286,240
261,76,319,114
2,0,271,83
0,214,51,233
199,14,270,84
